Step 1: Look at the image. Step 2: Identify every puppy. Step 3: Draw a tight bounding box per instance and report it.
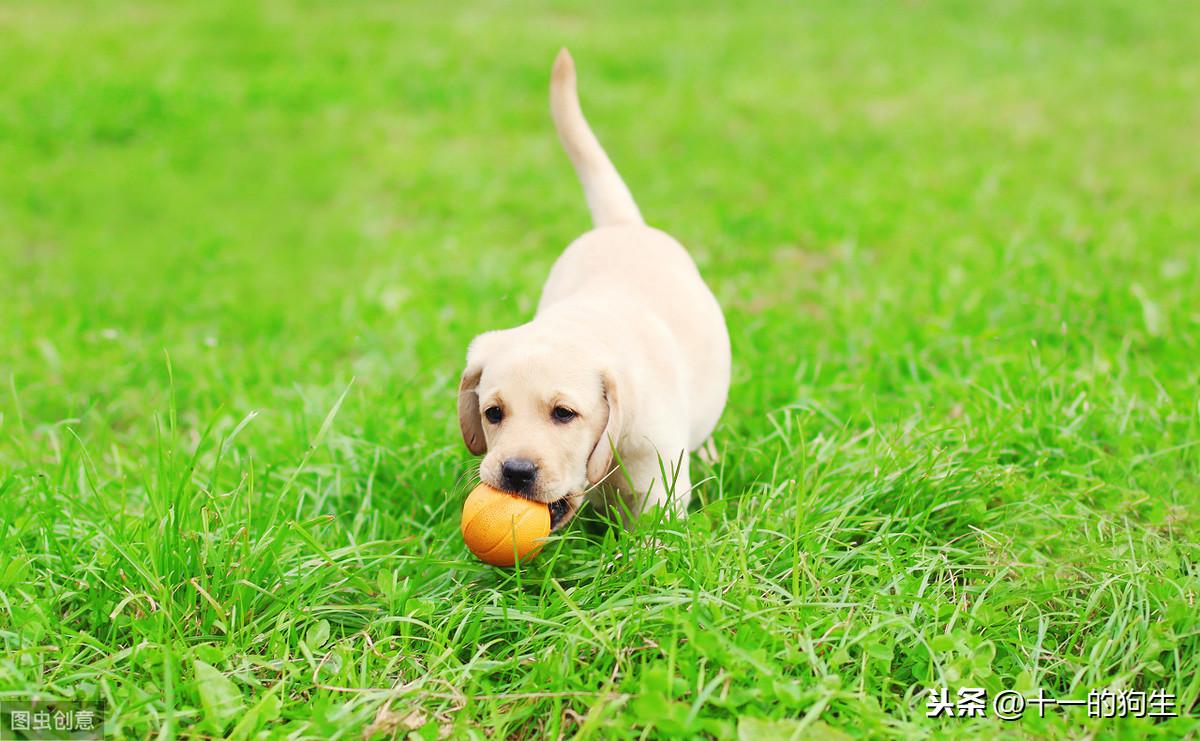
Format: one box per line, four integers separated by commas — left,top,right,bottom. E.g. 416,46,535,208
457,49,730,531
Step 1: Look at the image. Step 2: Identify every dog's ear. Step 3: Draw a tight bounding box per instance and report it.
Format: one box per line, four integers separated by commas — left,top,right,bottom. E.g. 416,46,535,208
458,363,486,455
587,368,624,484
457,337,494,456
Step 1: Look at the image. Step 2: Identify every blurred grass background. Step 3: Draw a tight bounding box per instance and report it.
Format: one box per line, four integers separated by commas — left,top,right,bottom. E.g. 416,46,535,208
1,0,1198,737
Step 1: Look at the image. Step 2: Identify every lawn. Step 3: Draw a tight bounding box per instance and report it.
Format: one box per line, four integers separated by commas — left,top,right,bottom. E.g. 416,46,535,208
1,0,1198,737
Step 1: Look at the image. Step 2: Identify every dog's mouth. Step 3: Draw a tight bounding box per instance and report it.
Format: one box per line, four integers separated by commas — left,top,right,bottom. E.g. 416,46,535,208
545,487,592,531
548,496,572,530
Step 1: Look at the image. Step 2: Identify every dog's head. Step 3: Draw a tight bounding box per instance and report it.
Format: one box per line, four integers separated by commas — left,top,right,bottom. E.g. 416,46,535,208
457,328,623,530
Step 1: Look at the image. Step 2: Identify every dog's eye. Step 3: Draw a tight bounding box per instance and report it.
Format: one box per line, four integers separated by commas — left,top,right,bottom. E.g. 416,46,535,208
552,406,577,423
484,406,503,424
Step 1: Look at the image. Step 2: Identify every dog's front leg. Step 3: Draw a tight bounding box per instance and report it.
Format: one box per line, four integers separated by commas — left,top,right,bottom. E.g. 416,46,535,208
611,442,692,527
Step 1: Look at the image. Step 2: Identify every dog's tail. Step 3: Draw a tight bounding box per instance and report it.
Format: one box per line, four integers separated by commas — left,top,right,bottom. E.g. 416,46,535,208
550,48,643,227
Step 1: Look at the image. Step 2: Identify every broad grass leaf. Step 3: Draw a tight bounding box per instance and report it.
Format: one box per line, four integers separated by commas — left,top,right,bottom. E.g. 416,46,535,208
229,687,281,740
305,619,331,650
194,659,245,734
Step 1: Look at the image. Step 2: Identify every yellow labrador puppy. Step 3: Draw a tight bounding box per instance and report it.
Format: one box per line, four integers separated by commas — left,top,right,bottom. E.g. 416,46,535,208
458,49,730,531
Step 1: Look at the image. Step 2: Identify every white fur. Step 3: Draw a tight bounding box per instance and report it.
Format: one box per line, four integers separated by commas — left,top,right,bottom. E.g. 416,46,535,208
458,49,731,529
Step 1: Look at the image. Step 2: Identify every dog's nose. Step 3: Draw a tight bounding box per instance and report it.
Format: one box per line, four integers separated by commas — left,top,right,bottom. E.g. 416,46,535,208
500,458,538,492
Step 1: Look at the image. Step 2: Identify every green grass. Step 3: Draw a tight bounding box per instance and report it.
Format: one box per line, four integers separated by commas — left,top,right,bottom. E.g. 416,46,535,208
2,0,1198,737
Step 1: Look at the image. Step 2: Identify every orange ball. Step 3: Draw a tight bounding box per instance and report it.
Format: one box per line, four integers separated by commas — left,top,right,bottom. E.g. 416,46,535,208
460,483,550,567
